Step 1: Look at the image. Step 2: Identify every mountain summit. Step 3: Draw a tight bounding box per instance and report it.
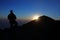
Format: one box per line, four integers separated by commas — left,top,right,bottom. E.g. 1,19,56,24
23,15,55,32
22,15,60,40
38,15,54,22
23,15,55,25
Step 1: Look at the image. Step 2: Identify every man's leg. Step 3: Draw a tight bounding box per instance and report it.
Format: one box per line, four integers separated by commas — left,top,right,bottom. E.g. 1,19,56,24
10,21,13,28
14,21,18,28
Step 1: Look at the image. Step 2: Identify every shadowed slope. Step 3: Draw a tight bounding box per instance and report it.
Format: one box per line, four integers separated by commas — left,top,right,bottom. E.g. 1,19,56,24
22,15,60,40
0,15,60,40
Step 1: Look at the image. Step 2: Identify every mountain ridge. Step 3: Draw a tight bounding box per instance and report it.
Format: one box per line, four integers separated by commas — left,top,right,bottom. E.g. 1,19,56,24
0,15,60,40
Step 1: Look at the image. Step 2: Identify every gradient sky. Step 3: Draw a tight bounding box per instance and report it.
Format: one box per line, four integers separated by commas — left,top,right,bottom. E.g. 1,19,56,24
0,0,60,20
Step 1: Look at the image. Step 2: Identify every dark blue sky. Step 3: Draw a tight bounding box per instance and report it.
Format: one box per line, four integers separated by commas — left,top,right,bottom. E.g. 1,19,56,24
0,0,60,20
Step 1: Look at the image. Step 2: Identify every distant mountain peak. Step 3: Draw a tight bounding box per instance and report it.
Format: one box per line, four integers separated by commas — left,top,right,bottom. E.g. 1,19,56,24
38,15,55,22
23,15,55,26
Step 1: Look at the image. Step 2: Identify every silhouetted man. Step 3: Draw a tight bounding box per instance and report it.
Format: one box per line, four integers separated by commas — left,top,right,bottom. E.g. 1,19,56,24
8,10,17,28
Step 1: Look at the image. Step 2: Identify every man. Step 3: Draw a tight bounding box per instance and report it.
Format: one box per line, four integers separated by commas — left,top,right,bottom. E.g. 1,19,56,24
8,10,17,28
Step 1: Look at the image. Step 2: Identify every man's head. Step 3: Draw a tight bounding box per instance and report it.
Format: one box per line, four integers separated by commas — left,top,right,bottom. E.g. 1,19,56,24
10,10,13,13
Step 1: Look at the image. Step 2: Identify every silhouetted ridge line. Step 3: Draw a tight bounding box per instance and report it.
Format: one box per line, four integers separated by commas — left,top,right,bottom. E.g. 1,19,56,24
39,15,54,21
0,15,60,40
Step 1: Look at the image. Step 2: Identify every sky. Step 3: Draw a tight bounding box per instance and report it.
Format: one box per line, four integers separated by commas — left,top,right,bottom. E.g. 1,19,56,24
0,0,60,20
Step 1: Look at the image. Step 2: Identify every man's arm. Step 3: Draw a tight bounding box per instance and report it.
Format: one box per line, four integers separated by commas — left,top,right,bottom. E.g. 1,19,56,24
14,14,16,19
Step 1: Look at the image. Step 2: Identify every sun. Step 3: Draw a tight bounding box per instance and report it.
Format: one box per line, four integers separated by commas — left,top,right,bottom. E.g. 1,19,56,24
32,15,40,20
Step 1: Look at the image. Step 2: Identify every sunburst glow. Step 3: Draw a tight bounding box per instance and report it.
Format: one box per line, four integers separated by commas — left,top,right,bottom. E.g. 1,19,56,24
32,15,40,20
